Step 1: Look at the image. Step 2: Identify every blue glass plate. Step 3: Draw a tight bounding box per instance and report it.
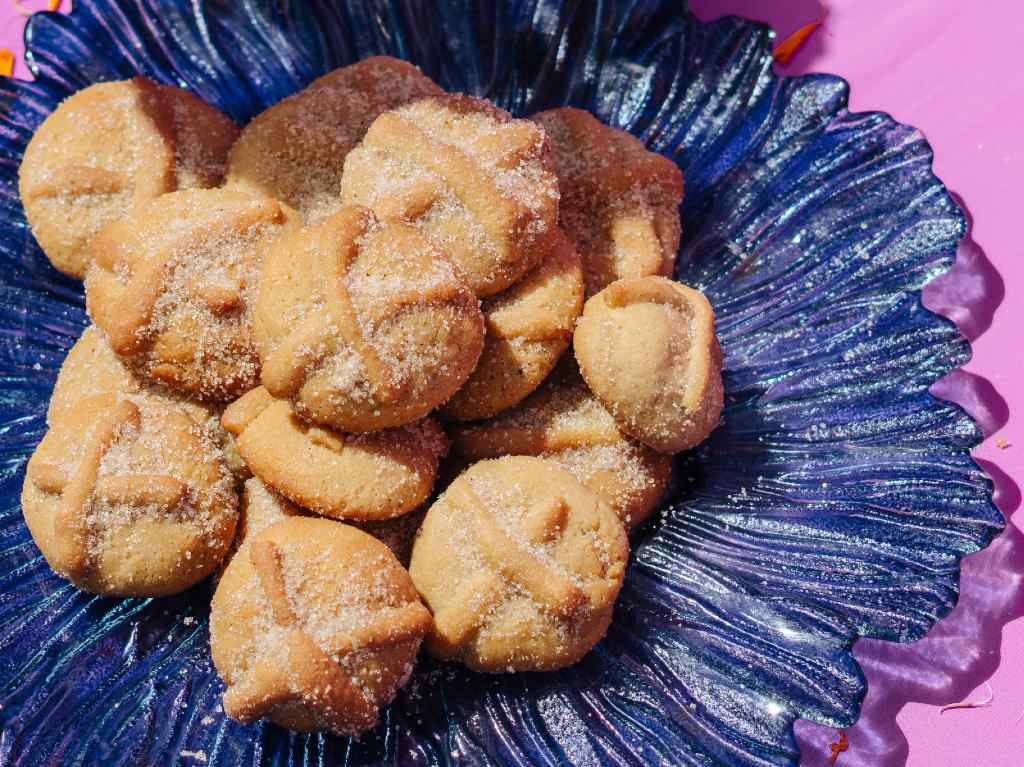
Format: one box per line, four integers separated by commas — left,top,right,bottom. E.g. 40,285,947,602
0,1,1002,765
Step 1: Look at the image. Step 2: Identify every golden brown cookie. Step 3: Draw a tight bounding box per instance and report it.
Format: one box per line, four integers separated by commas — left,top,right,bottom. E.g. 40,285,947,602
341,95,559,297
409,456,628,672
226,56,442,222
449,365,671,529
532,107,683,296
254,206,484,431
574,277,723,454
85,188,298,401
211,517,431,735
221,387,447,521
440,229,583,421
47,325,249,480
19,77,238,278
22,394,238,596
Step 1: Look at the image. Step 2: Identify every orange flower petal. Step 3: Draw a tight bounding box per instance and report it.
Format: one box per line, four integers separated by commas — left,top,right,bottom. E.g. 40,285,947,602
48,0,61,10
773,20,823,66
0,49,13,78
827,731,849,765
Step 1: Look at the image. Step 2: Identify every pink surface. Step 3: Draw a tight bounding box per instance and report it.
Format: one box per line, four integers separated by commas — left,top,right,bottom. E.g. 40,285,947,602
2,2,1021,765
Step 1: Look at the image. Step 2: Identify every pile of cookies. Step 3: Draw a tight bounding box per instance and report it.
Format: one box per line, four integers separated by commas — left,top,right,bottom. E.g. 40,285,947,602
18,57,722,736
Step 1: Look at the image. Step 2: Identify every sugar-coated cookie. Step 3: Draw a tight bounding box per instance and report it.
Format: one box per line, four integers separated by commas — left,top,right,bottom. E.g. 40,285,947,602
221,387,447,521
441,229,583,421
574,277,723,453
19,77,238,278
341,95,559,297
211,517,431,734
226,57,442,222
449,365,671,529
22,394,238,596
86,188,298,401
409,456,627,672
532,107,682,296
254,206,484,431
46,326,249,480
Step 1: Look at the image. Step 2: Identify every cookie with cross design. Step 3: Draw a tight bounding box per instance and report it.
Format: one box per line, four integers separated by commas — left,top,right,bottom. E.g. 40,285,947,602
47,326,249,480
253,205,484,432
226,56,442,223
409,455,628,672
210,517,431,735
22,394,238,596
440,228,584,421
221,386,447,521
19,77,239,279
340,94,560,297
574,276,723,454
85,188,299,401
449,361,672,530
531,107,683,297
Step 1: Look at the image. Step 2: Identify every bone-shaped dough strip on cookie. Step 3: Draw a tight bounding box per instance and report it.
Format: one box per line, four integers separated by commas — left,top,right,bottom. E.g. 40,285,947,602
447,482,586,618
604,277,698,313
363,114,521,260
25,165,130,199
102,198,285,356
52,398,141,579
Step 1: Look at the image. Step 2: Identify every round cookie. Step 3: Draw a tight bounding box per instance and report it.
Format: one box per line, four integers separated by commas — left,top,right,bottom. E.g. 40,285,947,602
573,277,723,454
211,517,431,735
532,107,683,297
341,94,560,297
226,56,442,222
48,325,249,479
409,456,628,672
22,394,238,596
441,229,583,421
86,188,299,401
19,76,239,278
221,387,448,521
254,205,484,431
450,365,671,529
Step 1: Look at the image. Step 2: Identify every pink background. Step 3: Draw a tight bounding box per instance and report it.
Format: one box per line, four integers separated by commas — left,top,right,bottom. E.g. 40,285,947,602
2,1,1021,765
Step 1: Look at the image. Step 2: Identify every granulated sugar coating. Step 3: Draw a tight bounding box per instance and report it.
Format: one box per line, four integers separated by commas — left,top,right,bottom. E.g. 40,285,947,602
532,107,683,297
85,188,299,402
341,94,560,298
409,456,628,672
46,326,248,480
254,206,484,432
21,394,238,597
449,361,672,529
226,57,442,222
210,517,431,736
574,276,724,454
221,387,447,521
441,229,584,421
19,77,238,279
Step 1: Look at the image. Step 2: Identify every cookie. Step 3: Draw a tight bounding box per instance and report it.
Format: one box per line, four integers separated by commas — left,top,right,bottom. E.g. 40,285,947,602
440,229,583,421
341,94,559,297
86,188,298,401
449,365,671,529
22,394,238,596
47,325,249,480
409,456,628,672
211,517,431,734
254,206,484,431
19,77,238,278
226,56,442,222
532,107,683,296
574,277,723,454
221,387,447,521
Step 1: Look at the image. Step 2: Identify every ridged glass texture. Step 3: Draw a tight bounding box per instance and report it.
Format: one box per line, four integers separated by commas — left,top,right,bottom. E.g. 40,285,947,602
0,1,1001,765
